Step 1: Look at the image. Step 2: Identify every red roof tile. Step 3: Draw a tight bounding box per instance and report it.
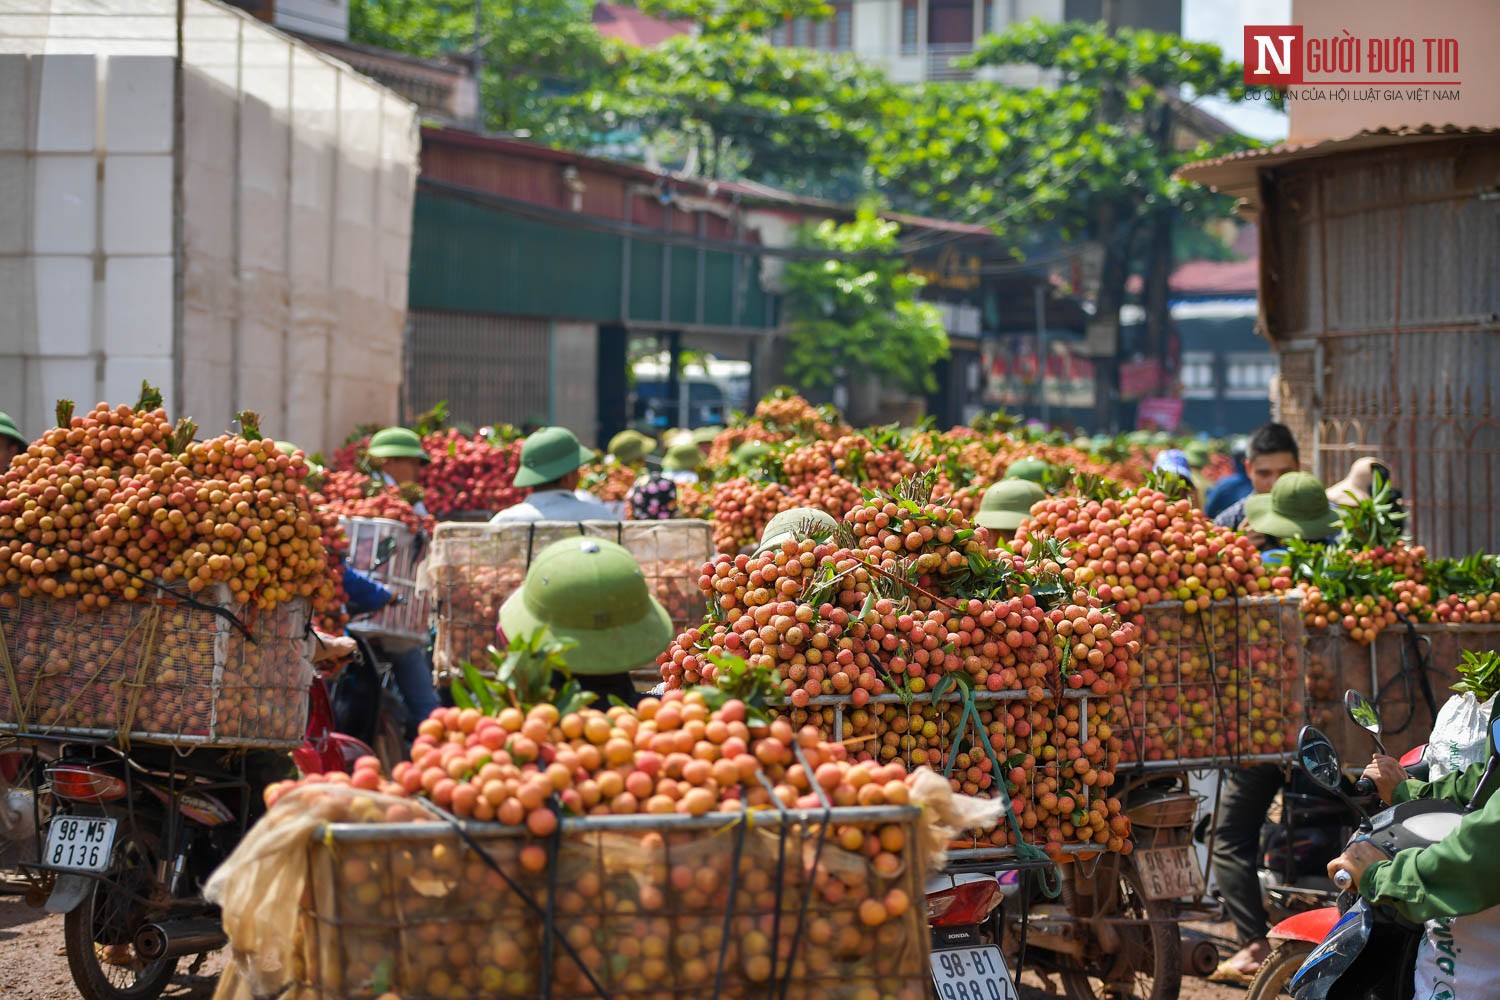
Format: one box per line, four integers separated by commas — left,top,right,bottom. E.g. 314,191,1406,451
593,3,691,48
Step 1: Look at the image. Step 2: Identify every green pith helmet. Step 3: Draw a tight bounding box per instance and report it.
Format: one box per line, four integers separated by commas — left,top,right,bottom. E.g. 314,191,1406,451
275,440,323,475
1183,441,1212,467
756,507,839,556
1003,457,1055,485
732,440,771,465
1244,472,1341,541
691,426,722,446
608,429,656,465
514,426,595,488
0,412,26,449
367,427,430,463
498,537,673,675
975,479,1046,533
661,441,703,472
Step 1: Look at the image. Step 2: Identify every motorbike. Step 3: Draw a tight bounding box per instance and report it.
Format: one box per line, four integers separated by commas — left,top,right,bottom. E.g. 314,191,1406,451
293,631,378,777
331,537,416,770
1247,691,1434,999
0,739,57,890
926,868,1020,1000
28,739,281,1000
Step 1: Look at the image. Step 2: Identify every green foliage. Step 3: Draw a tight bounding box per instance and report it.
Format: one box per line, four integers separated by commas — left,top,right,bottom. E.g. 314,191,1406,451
1454,650,1500,703
349,0,609,134
1335,471,1408,550
634,0,831,36
781,207,949,395
452,626,595,715
688,651,782,723
572,33,891,187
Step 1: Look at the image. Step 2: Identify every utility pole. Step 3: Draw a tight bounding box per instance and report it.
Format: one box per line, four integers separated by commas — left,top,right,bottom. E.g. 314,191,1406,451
1089,0,1125,433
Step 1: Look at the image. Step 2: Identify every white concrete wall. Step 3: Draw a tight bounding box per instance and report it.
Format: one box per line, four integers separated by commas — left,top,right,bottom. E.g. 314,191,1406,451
845,0,1064,82
275,0,348,42
0,0,416,455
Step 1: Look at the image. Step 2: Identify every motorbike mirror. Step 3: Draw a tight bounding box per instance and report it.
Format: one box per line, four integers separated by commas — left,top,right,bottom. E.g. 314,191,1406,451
1297,726,1343,793
374,537,398,570
1344,690,1386,755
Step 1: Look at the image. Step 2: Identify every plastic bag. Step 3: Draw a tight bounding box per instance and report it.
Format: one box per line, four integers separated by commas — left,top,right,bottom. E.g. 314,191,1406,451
1424,692,1497,779
906,767,1005,870
204,785,443,1000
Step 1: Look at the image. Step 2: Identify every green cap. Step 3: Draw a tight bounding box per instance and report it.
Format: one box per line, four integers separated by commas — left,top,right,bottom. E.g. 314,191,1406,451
661,441,703,472
755,507,838,556
975,479,1046,533
608,429,656,465
367,427,430,463
1004,457,1055,485
1244,472,1341,541
691,426,722,446
0,412,26,449
514,426,595,488
732,441,772,466
498,537,674,676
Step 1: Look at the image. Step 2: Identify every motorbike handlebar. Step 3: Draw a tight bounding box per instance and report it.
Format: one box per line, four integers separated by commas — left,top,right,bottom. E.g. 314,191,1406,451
1354,776,1378,797
1333,868,1353,890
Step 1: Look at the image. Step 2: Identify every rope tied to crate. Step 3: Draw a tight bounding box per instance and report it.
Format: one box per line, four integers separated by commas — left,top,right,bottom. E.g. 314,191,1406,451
939,682,1061,897
0,613,25,733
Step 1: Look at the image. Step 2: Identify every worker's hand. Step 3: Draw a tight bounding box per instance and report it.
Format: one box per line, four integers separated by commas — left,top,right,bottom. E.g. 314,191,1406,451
1327,839,1386,892
1235,519,1268,550
1362,754,1408,804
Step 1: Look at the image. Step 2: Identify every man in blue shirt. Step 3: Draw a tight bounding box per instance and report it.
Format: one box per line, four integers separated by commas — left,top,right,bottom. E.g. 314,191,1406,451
1205,437,1252,520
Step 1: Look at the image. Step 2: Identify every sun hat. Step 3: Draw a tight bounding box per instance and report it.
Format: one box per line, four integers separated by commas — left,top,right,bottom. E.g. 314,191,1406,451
0,412,27,449
1244,472,1342,540
732,441,772,466
661,441,703,473
1153,449,1193,479
498,538,673,676
975,480,1046,533
513,426,596,488
690,426,722,446
1326,457,1389,507
755,507,839,556
608,429,657,465
1004,457,1055,485
367,427,430,463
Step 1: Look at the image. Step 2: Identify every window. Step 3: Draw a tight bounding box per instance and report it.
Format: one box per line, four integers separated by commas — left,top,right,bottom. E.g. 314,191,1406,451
1180,351,1216,400
812,17,829,49
983,0,994,35
834,3,852,49
1225,352,1278,399
900,0,919,55
792,17,809,47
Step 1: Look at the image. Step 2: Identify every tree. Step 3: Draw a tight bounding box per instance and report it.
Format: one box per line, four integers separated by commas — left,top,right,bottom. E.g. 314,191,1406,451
349,0,609,135
781,207,949,397
572,32,892,194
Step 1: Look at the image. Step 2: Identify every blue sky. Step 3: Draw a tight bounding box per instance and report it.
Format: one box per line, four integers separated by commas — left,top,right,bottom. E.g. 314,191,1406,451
1181,0,1291,140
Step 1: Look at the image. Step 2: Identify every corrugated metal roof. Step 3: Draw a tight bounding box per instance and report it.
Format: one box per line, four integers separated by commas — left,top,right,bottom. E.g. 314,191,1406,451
1177,124,1500,200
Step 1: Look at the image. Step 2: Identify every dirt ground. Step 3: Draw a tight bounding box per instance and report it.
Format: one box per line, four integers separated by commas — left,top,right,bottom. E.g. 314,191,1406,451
0,893,1254,1000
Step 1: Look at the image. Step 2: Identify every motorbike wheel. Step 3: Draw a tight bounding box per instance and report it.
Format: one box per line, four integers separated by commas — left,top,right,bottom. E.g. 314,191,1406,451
1058,863,1181,1000
62,826,178,1000
1244,941,1315,999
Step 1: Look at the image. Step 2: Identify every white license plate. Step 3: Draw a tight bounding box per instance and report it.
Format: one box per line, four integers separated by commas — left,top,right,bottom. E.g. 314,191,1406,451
930,946,1017,1000
43,816,117,872
1135,844,1204,900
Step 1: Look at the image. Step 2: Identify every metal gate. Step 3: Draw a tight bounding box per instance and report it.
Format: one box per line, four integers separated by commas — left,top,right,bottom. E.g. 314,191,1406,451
405,310,550,429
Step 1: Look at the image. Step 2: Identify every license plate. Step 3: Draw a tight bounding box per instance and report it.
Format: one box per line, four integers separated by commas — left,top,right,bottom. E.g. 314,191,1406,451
43,816,117,872
1135,844,1204,900
930,945,1017,1000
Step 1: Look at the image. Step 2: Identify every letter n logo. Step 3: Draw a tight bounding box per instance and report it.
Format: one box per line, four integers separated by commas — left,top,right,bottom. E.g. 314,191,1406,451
1244,25,1303,85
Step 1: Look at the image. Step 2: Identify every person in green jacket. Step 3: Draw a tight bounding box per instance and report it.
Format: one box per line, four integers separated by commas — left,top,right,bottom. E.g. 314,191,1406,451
1337,747,1500,922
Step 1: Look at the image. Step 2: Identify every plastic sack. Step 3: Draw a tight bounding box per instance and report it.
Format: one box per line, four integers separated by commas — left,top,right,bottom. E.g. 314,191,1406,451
907,767,1006,870
1424,692,1497,779
205,785,443,1000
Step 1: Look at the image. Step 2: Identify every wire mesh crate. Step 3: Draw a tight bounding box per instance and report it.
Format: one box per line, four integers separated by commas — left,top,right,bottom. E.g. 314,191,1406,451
292,808,931,1000
340,517,431,650
1118,595,1306,769
0,587,312,748
420,520,714,683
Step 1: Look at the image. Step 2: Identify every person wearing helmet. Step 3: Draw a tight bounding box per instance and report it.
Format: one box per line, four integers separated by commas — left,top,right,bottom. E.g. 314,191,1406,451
606,429,656,468
497,537,675,707
626,440,703,520
367,427,431,517
690,425,722,459
754,507,839,557
0,412,27,467
1003,456,1056,486
974,480,1045,542
492,426,617,523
